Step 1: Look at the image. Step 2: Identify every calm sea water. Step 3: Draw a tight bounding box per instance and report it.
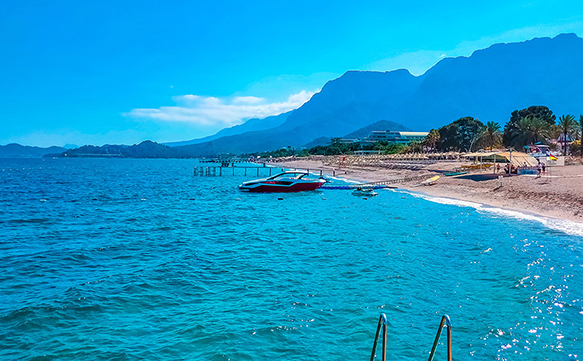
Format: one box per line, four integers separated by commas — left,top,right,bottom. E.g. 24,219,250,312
1,158,582,360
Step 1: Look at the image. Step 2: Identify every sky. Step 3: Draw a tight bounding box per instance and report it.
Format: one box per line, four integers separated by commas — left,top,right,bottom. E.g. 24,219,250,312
1,0,583,147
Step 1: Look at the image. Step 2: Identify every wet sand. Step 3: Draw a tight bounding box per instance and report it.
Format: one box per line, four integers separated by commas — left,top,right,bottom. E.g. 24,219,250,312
267,156,583,223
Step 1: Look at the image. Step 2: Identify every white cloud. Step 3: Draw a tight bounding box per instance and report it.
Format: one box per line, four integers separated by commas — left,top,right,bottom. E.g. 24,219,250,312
126,90,314,127
232,96,264,105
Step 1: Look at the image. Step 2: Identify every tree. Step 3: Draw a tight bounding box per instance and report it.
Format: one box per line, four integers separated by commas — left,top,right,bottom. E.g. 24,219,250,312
507,116,553,149
438,117,485,152
424,129,440,151
406,140,423,153
480,121,502,150
529,116,554,144
383,143,407,154
298,149,310,157
373,140,389,151
557,114,577,155
503,106,556,146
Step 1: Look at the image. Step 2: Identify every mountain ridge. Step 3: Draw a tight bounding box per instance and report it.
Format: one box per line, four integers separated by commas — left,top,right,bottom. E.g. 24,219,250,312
0,143,68,158
163,111,291,147
7,33,583,158
173,33,583,156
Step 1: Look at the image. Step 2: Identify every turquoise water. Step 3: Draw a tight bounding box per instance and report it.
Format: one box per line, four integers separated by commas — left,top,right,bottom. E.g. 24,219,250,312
1,158,582,360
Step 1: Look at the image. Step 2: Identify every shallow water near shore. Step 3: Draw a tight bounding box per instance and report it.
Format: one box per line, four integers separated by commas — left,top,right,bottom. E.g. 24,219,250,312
1,158,582,360
405,190,583,238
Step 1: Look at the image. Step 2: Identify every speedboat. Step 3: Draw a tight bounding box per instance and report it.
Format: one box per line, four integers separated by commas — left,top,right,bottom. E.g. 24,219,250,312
352,187,378,197
238,171,326,193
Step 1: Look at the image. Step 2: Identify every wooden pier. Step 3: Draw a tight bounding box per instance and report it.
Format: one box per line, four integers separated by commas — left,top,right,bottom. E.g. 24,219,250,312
358,174,434,186
320,174,434,189
194,166,327,177
194,165,434,188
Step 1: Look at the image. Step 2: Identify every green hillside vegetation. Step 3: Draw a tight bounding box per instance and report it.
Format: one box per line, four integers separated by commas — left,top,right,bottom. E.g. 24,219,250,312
257,105,583,158
425,106,582,154
254,138,408,158
42,106,582,159
165,34,583,157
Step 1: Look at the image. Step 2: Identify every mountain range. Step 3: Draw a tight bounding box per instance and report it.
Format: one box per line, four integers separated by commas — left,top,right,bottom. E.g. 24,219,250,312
170,33,583,156
0,143,67,158
303,120,410,148
162,111,291,147
47,120,409,158
5,33,583,158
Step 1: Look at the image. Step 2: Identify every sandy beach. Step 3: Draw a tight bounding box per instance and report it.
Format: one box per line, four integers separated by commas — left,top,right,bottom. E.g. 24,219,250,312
268,156,583,223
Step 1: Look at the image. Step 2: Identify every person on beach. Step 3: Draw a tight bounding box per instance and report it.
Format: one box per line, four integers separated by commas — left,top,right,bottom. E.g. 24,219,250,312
536,160,542,178
497,164,501,173
542,162,546,174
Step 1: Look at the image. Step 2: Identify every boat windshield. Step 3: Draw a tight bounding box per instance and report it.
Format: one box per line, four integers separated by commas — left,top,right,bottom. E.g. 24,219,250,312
268,172,307,180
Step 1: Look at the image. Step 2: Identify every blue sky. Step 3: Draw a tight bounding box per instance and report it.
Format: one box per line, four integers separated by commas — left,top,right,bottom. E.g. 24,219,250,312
2,0,583,147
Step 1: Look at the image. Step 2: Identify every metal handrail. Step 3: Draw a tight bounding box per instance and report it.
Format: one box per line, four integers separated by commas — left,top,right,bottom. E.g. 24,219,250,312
369,314,452,361
369,314,389,361
427,315,452,361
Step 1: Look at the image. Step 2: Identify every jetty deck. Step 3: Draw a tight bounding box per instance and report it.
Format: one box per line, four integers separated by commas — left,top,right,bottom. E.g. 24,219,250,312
194,165,433,189
194,165,326,177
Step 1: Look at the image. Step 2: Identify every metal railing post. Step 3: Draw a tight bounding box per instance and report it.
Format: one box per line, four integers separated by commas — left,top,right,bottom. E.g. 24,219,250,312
370,314,388,361
428,315,452,361
447,319,452,361
382,322,387,361
369,313,451,361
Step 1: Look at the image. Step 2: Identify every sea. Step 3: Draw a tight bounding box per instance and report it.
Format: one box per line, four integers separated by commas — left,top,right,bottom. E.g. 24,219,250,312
1,158,582,360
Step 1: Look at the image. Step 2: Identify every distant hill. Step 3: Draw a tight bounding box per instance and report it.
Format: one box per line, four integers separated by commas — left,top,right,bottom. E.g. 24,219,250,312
45,120,405,158
174,33,583,156
53,140,184,158
303,120,410,148
164,111,290,147
0,143,67,158
342,119,410,139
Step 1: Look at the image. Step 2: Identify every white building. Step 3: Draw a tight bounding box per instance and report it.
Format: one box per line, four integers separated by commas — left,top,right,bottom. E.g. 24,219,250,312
364,131,429,144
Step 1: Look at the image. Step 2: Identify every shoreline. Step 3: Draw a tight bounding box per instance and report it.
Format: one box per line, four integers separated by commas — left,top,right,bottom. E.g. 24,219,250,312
267,157,583,226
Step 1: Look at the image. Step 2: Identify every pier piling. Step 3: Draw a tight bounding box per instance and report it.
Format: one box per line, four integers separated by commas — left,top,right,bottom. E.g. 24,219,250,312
193,166,328,178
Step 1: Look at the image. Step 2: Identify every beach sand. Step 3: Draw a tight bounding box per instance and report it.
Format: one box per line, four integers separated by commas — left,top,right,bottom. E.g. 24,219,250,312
267,157,583,223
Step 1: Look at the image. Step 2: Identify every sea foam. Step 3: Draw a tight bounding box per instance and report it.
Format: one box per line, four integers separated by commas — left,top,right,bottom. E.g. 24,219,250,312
405,190,583,238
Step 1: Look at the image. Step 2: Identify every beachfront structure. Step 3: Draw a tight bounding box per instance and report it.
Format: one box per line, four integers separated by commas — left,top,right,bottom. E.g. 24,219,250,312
524,144,550,158
364,131,429,144
337,138,359,144
465,151,538,167
556,134,575,155
354,150,382,155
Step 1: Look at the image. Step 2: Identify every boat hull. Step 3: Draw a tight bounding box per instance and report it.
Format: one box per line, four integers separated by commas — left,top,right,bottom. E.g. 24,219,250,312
238,171,326,193
239,181,324,193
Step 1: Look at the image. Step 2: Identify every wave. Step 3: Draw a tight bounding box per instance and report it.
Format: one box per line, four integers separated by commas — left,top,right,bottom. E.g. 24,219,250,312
403,190,583,238
309,168,583,238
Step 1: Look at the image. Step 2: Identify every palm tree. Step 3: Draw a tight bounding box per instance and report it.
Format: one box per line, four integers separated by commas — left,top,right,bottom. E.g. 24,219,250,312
480,121,502,150
508,117,532,148
424,129,440,151
406,140,423,153
529,116,553,144
557,114,577,155
508,116,552,149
